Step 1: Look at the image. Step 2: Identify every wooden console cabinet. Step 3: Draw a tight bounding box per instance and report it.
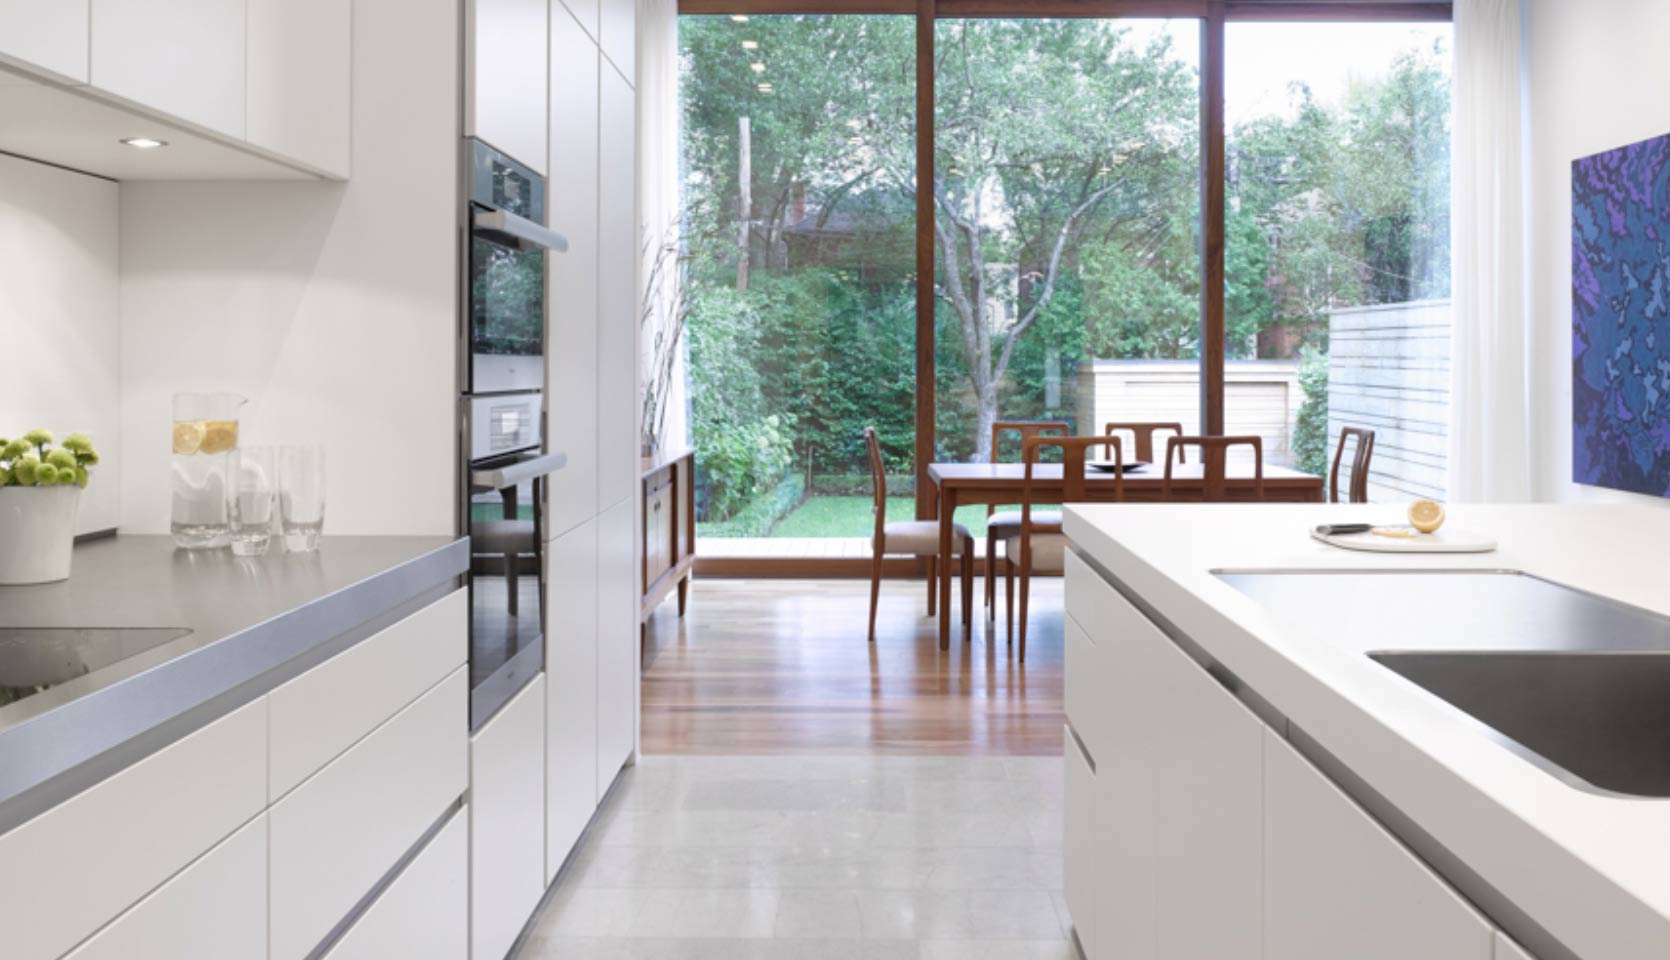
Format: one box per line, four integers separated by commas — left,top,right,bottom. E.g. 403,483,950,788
640,449,695,649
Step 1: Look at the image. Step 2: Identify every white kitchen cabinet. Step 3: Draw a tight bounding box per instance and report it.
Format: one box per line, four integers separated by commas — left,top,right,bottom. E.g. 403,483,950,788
1495,933,1537,960
0,698,266,960
599,0,635,85
269,588,467,799
90,0,246,137
270,667,468,960
246,0,351,176
325,810,468,960
0,0,88,82
1062,725,1098,958
1063,616,1106,759
471,674,548,960
597,496,637,796
547,6,602,534
596,63,638,508
64,814,266,960
1068,549,1263,960
1263,729,1494,960
466,0,549,175
548,518,600,879
560,0,601,45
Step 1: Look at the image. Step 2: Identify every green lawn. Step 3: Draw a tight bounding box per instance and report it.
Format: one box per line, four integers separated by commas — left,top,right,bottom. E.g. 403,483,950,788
763,495,996,539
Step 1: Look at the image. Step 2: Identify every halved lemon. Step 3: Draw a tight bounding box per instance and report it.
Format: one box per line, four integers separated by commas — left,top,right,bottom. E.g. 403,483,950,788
200,421,239,455
1408,499,1445,534
172,420,206,455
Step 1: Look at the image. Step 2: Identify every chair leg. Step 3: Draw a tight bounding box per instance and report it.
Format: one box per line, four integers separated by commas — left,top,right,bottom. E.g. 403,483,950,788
925,556,937,617
961,536,974,638
1018,559,1031,663
867,550,882,643
1005,559,1015,645
984,531,997,615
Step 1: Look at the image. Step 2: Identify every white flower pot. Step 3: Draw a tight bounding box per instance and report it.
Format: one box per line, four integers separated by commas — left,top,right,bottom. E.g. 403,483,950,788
0,485,81,585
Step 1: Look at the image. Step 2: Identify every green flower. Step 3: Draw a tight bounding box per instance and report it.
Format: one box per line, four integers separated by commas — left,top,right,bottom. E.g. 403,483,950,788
74,466,88,488
45,448,77,470
14,458,38,485
76,447,100,466
62,433,93,453
1,439,27,460
35,464,58,486
22,428,53,448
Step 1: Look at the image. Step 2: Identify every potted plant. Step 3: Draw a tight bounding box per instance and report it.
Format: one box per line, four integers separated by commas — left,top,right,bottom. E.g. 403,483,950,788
0,430,100,585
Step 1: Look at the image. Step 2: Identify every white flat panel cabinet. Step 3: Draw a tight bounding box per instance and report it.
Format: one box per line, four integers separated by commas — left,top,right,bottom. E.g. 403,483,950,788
90,0,246,138
548,519,600,879
325,810,468,960
471,675,548,960
599,0,635,84
596,64,637,508
560,0,601,45
1063,726,1098,958
547,7,602,534
64,814,266,960
0,0,88,82
1263,730,1494,960
1495,934,1537,960
597,497,637,797
466,0,549,175
0,698,266,960
246,0,351,176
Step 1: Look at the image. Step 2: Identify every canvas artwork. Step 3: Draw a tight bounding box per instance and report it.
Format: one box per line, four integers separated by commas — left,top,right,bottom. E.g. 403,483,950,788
1572,132,1670,495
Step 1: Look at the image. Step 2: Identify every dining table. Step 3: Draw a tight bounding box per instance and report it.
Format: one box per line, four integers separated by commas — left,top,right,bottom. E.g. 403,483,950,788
926,459,1325,649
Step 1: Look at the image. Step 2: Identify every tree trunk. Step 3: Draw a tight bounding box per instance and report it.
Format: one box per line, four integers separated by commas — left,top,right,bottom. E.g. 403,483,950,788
972,387,997,463
736,117,751,292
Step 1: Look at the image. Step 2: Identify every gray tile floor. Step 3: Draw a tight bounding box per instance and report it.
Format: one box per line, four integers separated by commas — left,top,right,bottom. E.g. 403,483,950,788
518,755,1073,959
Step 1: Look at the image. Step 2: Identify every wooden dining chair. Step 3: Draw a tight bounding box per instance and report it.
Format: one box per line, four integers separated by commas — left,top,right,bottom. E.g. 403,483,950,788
1103,422,1184,464
1011,435,1125,662
1330,427,1376,503
1161,435,1264,502
984,420,1071,618
865,427,974,642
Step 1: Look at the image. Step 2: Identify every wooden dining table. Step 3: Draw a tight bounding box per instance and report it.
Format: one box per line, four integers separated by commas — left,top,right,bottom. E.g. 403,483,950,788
926,460,1324,649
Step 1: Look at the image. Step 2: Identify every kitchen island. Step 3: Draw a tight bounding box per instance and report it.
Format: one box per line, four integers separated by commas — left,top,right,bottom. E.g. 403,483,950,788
1062,503,1670,960
0,534,470,960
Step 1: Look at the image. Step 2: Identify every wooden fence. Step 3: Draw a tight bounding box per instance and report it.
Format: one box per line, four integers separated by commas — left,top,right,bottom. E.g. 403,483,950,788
1326,300,1450,502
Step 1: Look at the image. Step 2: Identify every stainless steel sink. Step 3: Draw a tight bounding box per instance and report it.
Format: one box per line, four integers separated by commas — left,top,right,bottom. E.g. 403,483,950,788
1370,651,1670,798
0,627,192,707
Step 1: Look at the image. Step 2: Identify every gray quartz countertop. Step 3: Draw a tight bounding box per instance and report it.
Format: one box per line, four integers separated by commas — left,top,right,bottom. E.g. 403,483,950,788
0,534,468,832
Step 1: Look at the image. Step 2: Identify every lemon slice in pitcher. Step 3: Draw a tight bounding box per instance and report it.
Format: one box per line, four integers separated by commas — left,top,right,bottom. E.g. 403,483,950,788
1408,499,1445,534
172,420,206,455
200,421,239,455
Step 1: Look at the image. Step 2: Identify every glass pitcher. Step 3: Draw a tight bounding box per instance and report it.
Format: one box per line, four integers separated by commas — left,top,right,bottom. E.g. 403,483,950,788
171,392,247,549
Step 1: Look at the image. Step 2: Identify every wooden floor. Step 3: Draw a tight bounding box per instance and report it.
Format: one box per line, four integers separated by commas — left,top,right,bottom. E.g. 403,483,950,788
640,576,1066,757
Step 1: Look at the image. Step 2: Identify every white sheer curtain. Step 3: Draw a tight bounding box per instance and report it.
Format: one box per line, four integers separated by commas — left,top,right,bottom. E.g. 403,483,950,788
1448,0,1533,501
637,0,687,454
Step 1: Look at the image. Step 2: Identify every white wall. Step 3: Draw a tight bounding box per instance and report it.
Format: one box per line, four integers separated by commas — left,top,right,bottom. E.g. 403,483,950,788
115,0,458,535
0,153,121,534
1525,0,1670,505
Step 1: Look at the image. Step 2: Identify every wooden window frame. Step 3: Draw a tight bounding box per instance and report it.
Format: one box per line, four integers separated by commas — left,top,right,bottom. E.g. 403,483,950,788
676,0,1452,566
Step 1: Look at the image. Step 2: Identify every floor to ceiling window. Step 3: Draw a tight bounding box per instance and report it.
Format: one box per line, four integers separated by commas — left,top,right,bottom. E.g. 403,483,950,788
680,14,917,544
1225,20,1453,497
932,17,1201,466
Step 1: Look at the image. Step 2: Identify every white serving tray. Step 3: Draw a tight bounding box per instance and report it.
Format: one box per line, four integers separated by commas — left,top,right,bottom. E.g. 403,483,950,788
1310,527,1498,553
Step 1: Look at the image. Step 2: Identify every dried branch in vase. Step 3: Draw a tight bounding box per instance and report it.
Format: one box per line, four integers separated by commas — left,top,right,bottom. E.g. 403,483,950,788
640,217,696,458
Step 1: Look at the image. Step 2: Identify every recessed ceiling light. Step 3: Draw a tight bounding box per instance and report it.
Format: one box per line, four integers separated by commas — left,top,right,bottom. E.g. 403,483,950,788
750,62,765,73
741,40,759,50
731,14,748,21
120,137,168,149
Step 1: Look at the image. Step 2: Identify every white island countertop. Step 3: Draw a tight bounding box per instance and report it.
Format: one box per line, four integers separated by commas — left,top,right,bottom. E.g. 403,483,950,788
1064,502,1670,960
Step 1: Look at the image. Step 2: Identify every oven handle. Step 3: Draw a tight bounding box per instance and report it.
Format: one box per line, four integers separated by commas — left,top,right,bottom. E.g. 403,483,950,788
472,451,567,491
472,207,570,253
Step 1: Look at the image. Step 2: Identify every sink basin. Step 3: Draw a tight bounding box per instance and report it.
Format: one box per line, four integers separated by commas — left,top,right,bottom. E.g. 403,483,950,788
0,627,192,708
1371,651,1670,798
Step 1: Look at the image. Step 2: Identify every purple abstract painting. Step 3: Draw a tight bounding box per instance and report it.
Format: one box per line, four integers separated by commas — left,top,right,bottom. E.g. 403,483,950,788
1573,132,1670,495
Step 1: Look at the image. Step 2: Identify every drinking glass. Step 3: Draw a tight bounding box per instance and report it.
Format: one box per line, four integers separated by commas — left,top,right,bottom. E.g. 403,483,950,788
229,446,277,557
170,392,247,549
279,444,326,552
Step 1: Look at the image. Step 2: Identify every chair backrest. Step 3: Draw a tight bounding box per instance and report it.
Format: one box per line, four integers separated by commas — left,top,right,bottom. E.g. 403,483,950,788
1020,435,1124,533
1330,427,1376,503
991,420,1071,464
1104,421,1185,463
1162,435,1264,502
863,427,887,545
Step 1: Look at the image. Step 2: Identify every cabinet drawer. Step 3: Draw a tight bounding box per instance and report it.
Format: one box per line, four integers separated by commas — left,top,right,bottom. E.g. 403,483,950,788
324,809,468,960
644,483,672,584
1264,729,1493,960
1065,549,1142,645
1064,616,1106,761
65,814,266,960
270,667,468,960
270,589,466,799
0,698,266,960
470,676,548,960
1063,725,1097,960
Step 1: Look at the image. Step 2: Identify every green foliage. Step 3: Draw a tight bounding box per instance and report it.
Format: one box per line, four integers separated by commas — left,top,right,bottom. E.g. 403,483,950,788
696,473,804,539
1,430,97,488
1292,347,1331,477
